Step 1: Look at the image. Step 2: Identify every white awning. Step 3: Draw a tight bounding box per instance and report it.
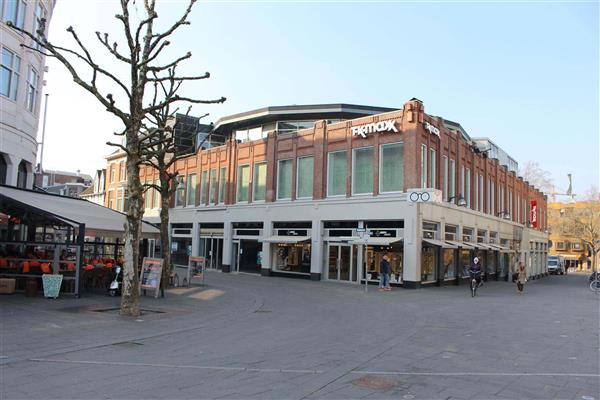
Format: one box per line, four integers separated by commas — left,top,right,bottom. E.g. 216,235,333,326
261,235,311,244
352,237,403,246
445,240,474,249
474,243,495,250
422,238,457,249
0,185,159,238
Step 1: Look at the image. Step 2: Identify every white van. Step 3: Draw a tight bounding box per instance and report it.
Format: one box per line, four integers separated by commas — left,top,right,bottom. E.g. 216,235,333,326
548,256,565,275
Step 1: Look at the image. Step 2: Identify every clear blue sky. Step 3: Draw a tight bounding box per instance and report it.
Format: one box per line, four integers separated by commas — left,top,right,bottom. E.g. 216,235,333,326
43,0,598,197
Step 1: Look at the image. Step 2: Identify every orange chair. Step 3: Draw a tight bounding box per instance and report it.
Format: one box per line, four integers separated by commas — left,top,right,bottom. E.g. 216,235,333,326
30,260,40,268
40,263,51,274
67,263,76,271
22,261,30,273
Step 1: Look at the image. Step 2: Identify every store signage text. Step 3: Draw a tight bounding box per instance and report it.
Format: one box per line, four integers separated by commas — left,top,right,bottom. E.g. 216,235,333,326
424,121,440,137
530,200,538,228
351,120,398,138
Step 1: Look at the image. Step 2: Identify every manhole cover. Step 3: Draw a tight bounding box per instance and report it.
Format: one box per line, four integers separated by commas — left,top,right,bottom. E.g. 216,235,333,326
351,375,398,391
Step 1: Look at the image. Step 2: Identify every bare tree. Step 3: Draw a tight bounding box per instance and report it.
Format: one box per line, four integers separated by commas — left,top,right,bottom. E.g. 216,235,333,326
141,71,220,296
520,161,554,195
8,0,224,316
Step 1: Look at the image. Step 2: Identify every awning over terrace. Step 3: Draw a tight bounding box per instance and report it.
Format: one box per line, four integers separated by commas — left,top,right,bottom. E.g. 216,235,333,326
0,185,159,238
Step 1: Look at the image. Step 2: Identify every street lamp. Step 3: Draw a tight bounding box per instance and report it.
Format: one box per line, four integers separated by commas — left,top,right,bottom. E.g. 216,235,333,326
457,195,467,207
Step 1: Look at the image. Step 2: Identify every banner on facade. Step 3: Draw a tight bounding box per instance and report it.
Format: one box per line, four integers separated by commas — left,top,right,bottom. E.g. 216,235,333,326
530,200,538,228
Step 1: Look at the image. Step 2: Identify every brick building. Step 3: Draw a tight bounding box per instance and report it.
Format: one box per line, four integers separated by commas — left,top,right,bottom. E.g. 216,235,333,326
141,99,548,287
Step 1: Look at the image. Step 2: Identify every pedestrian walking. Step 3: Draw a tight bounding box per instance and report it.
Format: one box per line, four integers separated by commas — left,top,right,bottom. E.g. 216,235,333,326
379,255,391,291
516,262,527,294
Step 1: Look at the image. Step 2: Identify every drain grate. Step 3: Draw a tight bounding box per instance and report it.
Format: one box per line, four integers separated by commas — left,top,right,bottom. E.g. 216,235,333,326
91,307,165,314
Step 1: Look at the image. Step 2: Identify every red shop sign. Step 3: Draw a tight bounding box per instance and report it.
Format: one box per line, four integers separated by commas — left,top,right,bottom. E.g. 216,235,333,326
530,200,538,228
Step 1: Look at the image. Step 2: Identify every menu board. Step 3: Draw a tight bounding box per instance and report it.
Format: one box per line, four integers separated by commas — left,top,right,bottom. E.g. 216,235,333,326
140,257,164,298
189,256,205,285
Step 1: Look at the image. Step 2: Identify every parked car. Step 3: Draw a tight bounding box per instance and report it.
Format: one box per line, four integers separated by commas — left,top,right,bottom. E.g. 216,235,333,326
548,255,565,275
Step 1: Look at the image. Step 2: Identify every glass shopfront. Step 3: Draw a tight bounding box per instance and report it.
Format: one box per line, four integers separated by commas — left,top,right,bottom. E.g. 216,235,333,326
421,244,438,282
443,248,456,280
365,243,403,284
460,248,472,278
273,242,311,274
486,250,497,276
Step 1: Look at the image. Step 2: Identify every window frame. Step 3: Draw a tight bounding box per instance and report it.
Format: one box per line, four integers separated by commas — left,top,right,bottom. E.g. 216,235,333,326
430,148,436,189
276,158,293,200
420,144,427,188
218,167,226,204
378,142,404,194
327,150,347,198
2,0,27,29
236,164,250,203
352,146,374,196
253,162,267,202
296,156,314,199
25,65,39,113
186,172,197,207
1,47,21,101
442,155,448,201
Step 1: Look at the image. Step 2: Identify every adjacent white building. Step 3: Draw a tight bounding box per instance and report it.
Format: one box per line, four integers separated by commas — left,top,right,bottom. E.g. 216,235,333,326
1,0,56,188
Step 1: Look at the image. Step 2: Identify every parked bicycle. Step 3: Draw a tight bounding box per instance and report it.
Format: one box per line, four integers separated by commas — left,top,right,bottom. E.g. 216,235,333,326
589,271,600,293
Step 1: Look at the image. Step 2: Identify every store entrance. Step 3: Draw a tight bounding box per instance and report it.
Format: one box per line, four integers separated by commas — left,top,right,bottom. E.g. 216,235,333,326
236,239,261,274
328,244,356,282
200,237,223,270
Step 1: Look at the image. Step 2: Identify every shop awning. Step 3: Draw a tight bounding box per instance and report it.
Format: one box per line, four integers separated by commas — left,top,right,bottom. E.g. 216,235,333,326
261,235,311,244
488,244,510,252
422,238,458,249
474,243,495,250
0,185,159,238
446,240,476,249
350,237,403,246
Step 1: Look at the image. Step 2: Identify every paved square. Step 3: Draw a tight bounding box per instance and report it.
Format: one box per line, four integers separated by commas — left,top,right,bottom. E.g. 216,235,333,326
1,272,598,399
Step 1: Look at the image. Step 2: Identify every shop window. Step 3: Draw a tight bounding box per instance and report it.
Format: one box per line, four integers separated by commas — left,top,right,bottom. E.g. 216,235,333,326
421,245,437,282
379,142,403,193
571,242,583,251
462,227,474,243
273,243,311,274
187,173,197,206
477,229,486,244
236,165,250,202
352,147,373,195
422,221,438,240
208,169,217,204
296,156,314,199
253,162,267,201
366,243,403,284
489,232,498,244
277,159,293,200
218,167,226,204
1,47,20,100
327,150,347,197
460,248,472,277
443,248,455,279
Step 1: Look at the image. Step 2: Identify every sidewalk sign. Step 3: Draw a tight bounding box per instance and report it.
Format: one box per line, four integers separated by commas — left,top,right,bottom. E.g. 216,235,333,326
140,257,164,298
189,256,206,286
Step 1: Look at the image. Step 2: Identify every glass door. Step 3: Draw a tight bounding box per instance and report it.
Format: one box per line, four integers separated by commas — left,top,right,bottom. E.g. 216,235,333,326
327,244,354,282
232,241,240,272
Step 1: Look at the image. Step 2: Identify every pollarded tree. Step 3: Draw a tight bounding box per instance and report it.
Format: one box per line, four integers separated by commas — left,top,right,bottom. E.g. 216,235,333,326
141,68,221,296
8,0,224,316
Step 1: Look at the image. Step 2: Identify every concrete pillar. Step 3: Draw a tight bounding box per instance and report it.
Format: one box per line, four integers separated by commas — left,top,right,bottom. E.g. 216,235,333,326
261,220,273,276
403,202,421,288
191,221,200,257
310,219,323,280
222,220,233,272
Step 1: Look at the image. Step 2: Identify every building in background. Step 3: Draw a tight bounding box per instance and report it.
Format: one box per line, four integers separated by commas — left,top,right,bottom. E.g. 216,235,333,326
154,99,547,286
548,201,596,271
104,149,127,212
1,0,56,188
79,169,106,205
34,169,92,187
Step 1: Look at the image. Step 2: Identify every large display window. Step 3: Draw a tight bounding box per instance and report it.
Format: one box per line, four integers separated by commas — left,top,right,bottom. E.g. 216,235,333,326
365,244,403,284
443,249,456,279
421,245,437,282
273,243,311,274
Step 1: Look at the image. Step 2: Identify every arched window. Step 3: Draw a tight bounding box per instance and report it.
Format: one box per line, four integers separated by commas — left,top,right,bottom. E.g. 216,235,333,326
0,155,7,185
17,161,28,188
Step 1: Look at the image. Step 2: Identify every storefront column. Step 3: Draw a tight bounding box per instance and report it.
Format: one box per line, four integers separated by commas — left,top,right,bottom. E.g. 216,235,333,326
310,219,323,280
403,203,421,288
191,222,200,257
222,221,233,273
261,221,273,276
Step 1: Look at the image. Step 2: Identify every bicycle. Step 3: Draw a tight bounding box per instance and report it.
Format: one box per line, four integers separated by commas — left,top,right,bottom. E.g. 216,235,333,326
589,272,600,293
469,270,482,297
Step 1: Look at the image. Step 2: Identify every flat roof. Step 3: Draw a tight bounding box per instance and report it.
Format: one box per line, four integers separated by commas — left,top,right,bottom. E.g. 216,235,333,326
214,103,398,131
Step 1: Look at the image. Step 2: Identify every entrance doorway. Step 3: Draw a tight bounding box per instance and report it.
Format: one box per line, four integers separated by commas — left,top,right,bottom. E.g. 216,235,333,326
200,237,223,270
328,244,356,282
233,239,261,274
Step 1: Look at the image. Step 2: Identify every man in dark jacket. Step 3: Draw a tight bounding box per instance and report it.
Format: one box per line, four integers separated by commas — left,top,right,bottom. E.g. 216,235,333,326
379,255,392,291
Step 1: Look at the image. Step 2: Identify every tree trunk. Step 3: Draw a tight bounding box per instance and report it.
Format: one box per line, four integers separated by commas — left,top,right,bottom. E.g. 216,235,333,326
120,123,144,317
159,183,171,296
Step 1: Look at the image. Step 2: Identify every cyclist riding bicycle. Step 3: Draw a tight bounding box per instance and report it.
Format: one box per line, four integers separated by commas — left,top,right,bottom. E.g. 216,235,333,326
468,257,483,287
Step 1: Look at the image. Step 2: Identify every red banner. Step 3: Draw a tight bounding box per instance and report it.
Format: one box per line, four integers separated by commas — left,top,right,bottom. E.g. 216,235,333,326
530,200,538,228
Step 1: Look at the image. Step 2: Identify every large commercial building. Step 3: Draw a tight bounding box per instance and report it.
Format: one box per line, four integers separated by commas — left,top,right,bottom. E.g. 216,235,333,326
141,99,548,287
1,0,55,188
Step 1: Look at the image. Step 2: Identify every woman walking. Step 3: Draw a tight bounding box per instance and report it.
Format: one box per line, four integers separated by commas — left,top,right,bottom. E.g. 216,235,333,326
516,262,527,294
